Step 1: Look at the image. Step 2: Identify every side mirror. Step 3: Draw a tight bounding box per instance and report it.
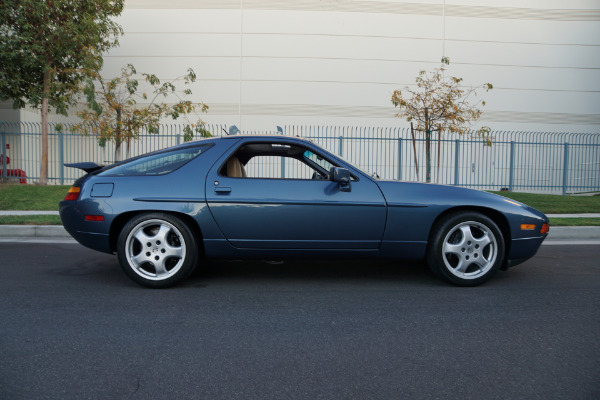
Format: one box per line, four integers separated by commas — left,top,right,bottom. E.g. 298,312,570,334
330,167,351,192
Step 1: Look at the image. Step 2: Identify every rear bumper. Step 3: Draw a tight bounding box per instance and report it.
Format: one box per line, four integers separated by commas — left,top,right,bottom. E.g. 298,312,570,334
71,231,111,253
59,201,112,254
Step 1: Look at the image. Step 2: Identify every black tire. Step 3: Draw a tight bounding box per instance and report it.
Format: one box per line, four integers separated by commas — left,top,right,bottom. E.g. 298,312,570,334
426,212,505,286
117,213,198,288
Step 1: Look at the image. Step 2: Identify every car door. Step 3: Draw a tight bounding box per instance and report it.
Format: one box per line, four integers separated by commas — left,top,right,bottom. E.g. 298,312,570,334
204,139,387,250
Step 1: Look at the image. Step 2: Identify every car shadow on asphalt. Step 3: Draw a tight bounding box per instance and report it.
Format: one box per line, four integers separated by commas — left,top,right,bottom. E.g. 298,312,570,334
183,258,441,288
43,244,442,288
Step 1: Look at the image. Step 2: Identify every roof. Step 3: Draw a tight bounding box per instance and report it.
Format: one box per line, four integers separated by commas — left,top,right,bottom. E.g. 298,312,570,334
213,134,310,141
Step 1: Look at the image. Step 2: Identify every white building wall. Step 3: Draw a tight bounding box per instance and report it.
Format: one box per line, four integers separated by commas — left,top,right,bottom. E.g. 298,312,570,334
100,0,600,133
3,0,599,134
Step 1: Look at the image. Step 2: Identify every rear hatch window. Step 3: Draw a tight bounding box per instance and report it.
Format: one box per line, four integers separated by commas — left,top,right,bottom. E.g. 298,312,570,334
97,144,212,176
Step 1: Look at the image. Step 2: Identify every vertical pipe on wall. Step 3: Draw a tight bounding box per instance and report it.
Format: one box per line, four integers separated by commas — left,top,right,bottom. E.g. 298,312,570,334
562,142,569,195
397,138,402,181
509,141,515,192
59,126,64,185
454,139,460,186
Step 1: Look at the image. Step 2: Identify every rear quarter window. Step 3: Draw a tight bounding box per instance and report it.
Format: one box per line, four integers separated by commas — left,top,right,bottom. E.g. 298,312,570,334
98,144,212,176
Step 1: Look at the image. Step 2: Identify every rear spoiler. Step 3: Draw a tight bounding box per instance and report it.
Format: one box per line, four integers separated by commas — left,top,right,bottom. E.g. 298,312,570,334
64,162,104,174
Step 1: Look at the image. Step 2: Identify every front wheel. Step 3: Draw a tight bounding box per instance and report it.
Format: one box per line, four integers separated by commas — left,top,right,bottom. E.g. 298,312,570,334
427,212,505,286
117,213,198,288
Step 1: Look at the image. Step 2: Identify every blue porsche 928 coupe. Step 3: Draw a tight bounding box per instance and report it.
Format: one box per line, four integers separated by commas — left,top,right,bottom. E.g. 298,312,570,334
60,135,549,288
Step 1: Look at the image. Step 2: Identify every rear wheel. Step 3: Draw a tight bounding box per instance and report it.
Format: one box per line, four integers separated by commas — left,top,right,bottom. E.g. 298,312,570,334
427,212,505,286
117,213,198,288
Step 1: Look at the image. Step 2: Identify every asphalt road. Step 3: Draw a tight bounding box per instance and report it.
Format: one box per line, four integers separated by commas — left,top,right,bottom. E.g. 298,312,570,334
1,243,599,400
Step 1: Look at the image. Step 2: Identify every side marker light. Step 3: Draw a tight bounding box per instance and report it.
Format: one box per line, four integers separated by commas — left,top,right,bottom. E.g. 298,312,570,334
520,224,536,230
85,215,105,222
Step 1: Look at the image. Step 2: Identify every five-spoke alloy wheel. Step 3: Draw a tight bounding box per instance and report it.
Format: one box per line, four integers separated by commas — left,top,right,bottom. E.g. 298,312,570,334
427,212,505,286
117,213,198,288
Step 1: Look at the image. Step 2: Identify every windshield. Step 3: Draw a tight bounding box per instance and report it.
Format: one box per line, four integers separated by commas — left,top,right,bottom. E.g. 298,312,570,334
302,149,368,180
303,150,334,172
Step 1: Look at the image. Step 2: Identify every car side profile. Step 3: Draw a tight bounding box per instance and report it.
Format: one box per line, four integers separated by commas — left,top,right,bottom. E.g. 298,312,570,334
59,135,549,288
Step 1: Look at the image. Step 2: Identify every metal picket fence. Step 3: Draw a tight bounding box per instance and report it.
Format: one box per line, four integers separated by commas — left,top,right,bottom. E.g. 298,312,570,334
1,121,599,194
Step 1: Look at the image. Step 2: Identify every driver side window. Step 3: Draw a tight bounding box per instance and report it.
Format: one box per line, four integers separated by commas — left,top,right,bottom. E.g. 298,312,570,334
245,156,314,179
220,142,334,180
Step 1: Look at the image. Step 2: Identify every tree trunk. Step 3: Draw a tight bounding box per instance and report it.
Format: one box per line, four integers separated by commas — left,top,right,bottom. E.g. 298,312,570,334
114,107,122,162
125,137,131,160
437,128,441,183
39,70,50,185
410,122,419,181
425,131,431,183
114,139,121,162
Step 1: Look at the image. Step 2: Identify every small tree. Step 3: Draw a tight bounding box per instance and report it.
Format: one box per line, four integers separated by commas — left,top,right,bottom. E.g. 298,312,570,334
0,0,123,184
72,64,210,162
391,57,493,183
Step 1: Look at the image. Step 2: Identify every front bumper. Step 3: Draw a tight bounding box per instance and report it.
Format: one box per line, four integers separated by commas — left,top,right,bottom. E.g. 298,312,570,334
504,234,547,269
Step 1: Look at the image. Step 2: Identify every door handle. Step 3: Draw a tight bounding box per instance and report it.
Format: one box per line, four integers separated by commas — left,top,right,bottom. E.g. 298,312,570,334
214,187,232,194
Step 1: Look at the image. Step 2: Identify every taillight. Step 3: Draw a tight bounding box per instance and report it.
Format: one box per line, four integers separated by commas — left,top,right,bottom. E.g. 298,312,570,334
64,186,81,201
540,223,549,234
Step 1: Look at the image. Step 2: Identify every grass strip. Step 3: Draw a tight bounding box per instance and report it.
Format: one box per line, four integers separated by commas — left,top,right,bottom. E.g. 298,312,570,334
2,184,600,226
488,191,600,214
0,215,62,225
2,216,599,226
0,183,69,210
2,216,598,226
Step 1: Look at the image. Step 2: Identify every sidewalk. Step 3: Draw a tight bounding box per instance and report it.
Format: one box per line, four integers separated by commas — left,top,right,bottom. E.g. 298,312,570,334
2,211,600,217
2,211,600,218
0,212,599,240
0,225,598,241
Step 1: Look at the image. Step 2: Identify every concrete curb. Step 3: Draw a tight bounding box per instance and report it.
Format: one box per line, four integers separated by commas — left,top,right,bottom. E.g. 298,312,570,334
3,211,599,218
0,225,599,240
547,226,600,240
0,225,71,238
